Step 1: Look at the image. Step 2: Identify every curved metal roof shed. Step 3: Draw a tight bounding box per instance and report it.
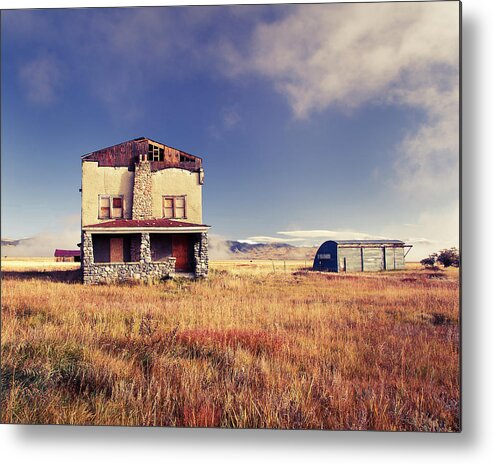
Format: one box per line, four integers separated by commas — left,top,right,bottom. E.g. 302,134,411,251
313,240,412,273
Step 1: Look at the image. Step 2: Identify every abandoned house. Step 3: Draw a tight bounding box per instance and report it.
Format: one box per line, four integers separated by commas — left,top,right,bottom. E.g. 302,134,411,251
80,137,209,284
54,249,81,262
313,240,412,273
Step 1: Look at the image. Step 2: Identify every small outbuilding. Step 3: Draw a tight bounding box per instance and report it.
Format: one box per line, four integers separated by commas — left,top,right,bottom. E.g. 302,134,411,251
54,249,81,262
313,240,412,272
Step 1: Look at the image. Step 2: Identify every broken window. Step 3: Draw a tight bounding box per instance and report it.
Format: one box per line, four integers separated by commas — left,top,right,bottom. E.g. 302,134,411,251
147,143,165,162
112,197,123,218
162,195,186,219
180,154,193,163
99,195,124,219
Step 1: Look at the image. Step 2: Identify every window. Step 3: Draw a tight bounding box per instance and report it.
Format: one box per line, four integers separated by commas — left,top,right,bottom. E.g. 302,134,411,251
99,196,110,219
180,154,193,163
163,195,186,219
99,195,124,219
112,196,123,218
147,143,164,161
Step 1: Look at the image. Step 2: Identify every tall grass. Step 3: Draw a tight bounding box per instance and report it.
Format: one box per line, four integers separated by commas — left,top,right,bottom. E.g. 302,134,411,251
1,262,459,430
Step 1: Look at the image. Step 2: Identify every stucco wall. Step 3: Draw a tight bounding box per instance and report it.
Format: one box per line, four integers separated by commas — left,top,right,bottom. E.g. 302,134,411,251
81,162,135,226
151,168,202,223
82,163,203,226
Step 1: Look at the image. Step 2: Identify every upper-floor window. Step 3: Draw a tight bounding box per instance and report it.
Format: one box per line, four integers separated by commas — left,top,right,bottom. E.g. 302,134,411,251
99,195,123,219
147,143,164,161
163,195,186,219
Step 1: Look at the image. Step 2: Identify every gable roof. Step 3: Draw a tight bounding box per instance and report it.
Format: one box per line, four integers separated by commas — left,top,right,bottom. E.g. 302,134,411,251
81,137,202,171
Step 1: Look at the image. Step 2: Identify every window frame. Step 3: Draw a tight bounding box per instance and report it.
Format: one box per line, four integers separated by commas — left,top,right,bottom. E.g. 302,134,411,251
162,195,187,219
98,194,124,219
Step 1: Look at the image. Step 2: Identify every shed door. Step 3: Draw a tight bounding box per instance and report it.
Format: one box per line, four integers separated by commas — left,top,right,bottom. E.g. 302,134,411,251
172,235,192,271
110,237,124,262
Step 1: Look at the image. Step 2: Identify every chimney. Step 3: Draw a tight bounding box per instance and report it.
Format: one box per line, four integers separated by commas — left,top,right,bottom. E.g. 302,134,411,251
132,158,153,219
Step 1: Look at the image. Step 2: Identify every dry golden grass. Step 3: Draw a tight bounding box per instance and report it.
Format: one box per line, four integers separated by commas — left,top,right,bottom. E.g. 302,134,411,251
1,260,459,430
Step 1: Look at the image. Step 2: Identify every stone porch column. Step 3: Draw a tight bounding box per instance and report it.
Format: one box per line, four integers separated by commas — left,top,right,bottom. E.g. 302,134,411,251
82,231,94,266
140,232,152,263
82,231,94,284
194,232,209,278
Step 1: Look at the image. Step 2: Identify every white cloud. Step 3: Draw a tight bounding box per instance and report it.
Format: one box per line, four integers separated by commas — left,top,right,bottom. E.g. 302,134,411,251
19,53,63,104
246,235,305,244
277,229,389,241
222,2,459,199
241,229,393,248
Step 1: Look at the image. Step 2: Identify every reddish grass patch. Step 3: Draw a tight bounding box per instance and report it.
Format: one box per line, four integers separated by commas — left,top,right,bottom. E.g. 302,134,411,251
183,401,223,427
176,328,285,355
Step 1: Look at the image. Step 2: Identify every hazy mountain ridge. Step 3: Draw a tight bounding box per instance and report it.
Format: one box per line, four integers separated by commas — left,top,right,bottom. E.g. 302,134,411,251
1,238,30,247
224,241,317,260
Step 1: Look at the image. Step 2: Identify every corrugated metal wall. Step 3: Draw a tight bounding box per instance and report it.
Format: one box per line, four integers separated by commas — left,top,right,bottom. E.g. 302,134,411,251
338,247,363,272
363,248,384,272
336,245,406,272
394,248,405,270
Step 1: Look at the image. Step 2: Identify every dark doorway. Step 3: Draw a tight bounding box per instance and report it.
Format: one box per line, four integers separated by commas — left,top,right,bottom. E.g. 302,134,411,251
172,235,193,271
150,234,172,262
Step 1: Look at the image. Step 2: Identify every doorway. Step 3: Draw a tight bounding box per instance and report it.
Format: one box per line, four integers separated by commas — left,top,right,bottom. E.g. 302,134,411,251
172,235,193,271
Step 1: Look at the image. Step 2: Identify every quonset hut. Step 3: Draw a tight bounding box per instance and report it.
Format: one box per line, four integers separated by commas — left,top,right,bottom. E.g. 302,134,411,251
313,240,412,272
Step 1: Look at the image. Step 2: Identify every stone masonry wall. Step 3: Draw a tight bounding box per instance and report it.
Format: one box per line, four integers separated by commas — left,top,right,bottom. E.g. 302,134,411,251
193,232,209,278
132,159,153,220
83,260,176,284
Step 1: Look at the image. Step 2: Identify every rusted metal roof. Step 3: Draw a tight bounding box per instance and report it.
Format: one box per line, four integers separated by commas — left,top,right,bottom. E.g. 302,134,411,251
84,218,209,229
81,137,202,172
54,249,81,257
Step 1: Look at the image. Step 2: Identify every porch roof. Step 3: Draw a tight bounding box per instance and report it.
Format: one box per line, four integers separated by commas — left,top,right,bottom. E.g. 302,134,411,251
83,218,210,233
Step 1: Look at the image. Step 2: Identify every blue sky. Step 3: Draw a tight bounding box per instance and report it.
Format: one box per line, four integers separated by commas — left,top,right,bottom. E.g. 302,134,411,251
1,2,459,259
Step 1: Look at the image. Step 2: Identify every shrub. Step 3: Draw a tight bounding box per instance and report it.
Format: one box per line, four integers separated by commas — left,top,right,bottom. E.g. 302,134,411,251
436,247,460,268
420,254,437,269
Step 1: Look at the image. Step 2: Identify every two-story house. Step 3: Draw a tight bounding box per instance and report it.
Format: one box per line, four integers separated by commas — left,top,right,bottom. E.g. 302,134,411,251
80,137,209,284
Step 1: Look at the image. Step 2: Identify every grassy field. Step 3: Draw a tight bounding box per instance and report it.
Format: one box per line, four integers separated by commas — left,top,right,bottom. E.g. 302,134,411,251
1,259,460,430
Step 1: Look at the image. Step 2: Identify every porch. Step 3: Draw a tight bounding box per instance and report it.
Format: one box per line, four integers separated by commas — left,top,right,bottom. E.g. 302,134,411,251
81,229,208,284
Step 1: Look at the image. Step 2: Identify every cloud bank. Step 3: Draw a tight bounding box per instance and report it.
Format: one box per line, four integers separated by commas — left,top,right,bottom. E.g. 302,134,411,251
222,2,459,199
1,215,80,257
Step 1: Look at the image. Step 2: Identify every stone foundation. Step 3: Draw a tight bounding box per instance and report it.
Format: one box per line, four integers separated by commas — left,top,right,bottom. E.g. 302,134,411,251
83,260,176,285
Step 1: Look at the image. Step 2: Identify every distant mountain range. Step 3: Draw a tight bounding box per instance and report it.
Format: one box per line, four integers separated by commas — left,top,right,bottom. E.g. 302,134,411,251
221,240,317,261
1,238,29,247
